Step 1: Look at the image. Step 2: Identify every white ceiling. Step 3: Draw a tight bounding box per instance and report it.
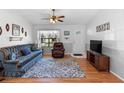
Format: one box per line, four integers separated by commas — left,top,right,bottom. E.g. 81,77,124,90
8,9,100,25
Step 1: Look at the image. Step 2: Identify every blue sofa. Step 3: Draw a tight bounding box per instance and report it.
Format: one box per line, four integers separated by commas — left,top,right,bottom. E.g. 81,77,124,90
0,44,42,77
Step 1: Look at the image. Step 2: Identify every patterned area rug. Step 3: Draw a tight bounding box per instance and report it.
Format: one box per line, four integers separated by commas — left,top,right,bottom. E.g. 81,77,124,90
22,58,85,78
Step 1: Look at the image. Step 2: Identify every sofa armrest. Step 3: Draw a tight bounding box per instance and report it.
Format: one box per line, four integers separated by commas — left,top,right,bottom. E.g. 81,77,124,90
5,60,19,64
3,60,19,70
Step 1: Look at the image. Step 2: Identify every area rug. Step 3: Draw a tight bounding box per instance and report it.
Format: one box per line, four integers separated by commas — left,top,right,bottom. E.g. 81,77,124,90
22,58,85,78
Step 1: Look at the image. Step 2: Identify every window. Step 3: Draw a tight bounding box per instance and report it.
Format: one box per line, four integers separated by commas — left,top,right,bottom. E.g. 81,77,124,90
38,30,59,48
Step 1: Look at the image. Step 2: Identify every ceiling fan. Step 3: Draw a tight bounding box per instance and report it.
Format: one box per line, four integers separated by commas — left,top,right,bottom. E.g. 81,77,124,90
42,9,65,24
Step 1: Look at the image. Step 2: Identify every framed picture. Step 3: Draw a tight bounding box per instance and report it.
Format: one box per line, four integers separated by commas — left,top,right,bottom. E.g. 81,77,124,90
21,27,24,33
0,26,2,35
76,31,81,34
9,37,23,41
96,22,110,32
64,31,70,36
6,24,10,32
12,24,20,36
25,32,27,37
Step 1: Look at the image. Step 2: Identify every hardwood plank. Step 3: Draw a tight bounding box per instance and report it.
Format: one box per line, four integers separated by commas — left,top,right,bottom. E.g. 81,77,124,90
0,54,123,83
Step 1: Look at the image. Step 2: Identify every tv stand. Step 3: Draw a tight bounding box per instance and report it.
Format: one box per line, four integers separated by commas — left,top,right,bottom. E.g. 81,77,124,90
87,50,110,72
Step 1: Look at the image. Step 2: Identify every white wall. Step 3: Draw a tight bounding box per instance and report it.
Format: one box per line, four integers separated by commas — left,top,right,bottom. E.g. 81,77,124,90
33,24,86,55
86,9,124,80
0,10,33,48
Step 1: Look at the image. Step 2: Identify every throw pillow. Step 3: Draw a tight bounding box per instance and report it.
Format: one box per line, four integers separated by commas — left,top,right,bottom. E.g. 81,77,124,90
9,52,17,60
21,48,31,56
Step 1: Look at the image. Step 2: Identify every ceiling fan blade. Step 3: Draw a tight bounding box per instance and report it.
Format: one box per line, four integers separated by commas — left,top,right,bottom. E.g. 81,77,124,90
42,18,49,20
58,16,65,18
58,20,63,22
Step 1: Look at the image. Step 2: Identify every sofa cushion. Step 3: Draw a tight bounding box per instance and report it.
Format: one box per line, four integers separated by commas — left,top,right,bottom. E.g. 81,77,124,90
17,50,42,67
32,50,42,56
18,54,34,67
9,52,17,60
14,48,21,57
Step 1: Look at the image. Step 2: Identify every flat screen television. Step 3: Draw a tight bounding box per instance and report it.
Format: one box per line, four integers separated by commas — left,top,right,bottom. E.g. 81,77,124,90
90,40,102,54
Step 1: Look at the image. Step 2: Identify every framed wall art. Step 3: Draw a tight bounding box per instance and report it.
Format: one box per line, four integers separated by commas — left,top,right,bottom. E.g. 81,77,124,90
21,27,24,33
6,24,10,32
76,31,81,34
64,31,70,36
9,37,23,41
25,31,27,37
12,24,20,36
0,26,2,35
96,22,110,32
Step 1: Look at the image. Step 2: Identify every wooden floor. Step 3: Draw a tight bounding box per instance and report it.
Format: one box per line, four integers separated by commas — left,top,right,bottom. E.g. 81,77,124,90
0,54,123,83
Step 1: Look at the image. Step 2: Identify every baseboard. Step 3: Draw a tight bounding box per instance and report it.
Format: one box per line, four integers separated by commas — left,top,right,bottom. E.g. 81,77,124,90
44,53,72,56
110,70,124,81
65,53,72,55
44,53,86,58
45,53,71,54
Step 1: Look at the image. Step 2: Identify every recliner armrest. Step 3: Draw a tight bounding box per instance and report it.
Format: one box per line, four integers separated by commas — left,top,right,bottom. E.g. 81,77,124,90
61,49,65,51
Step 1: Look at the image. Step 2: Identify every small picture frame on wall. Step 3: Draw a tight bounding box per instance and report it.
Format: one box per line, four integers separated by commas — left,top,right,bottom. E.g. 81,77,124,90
25,32,27,37
76,31,81,34
0,26,2,35
21,27,24,33
12,24,20,36
64,31,70,36
6,24,10,32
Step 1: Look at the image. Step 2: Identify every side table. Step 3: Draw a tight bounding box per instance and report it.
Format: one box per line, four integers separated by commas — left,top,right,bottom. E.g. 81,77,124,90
0,68,5,81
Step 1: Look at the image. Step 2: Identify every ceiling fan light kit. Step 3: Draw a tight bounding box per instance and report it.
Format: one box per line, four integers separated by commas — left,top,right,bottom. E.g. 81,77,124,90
50,19,56,24
50,18,58,24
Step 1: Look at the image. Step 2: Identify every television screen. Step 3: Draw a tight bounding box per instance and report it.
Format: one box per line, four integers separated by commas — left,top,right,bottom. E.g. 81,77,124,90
90,40,102,53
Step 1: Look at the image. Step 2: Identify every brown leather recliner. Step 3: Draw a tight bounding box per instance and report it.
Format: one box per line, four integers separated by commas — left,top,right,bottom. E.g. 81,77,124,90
52,42,65,58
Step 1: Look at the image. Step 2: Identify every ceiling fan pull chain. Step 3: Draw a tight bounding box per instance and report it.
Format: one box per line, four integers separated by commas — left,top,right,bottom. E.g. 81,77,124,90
52,9,55,16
